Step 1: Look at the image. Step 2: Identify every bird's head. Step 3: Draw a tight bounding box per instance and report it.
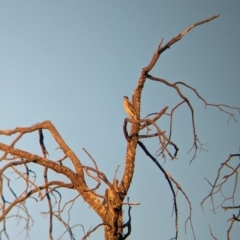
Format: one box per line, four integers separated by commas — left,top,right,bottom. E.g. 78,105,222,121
123,96,129,100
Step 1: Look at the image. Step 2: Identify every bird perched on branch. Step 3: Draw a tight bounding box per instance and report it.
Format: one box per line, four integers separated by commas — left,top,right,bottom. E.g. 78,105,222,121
123,96,138,120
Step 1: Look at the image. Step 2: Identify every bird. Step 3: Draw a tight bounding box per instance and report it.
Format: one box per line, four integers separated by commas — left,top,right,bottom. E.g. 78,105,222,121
123,96,138,119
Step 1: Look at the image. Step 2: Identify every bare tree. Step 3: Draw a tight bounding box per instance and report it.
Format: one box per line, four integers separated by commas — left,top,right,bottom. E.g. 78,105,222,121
0,15,239,240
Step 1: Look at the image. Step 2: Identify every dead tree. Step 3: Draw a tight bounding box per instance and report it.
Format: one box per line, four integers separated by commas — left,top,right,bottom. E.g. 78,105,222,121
0,15,239,240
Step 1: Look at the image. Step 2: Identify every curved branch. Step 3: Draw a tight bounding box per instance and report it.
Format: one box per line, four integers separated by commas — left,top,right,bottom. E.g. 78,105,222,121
81,223,111,240
0,121,83,176
147,74,198,159
137,140,178,239
122,198,132,240
0,143,76,182
174,81,239,122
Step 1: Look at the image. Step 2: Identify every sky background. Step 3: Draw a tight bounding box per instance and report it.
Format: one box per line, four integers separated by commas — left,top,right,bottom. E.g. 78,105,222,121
0,1,240,240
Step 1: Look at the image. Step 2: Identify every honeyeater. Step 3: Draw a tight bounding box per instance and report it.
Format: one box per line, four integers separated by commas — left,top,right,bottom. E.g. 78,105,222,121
123,96,138,119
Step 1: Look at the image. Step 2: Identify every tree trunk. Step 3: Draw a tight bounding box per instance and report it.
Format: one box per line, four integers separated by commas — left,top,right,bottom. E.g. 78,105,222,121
104,184,124,240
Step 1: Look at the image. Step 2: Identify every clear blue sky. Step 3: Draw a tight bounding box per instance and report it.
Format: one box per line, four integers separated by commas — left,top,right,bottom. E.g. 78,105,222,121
0,1,239,240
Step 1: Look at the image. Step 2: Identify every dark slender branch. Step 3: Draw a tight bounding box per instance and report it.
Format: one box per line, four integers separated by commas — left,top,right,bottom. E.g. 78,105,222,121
43,167,54,240
222,205,240,210
122,197,132,239
39,129,49,158
137,140,178,239
233,214,240,222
